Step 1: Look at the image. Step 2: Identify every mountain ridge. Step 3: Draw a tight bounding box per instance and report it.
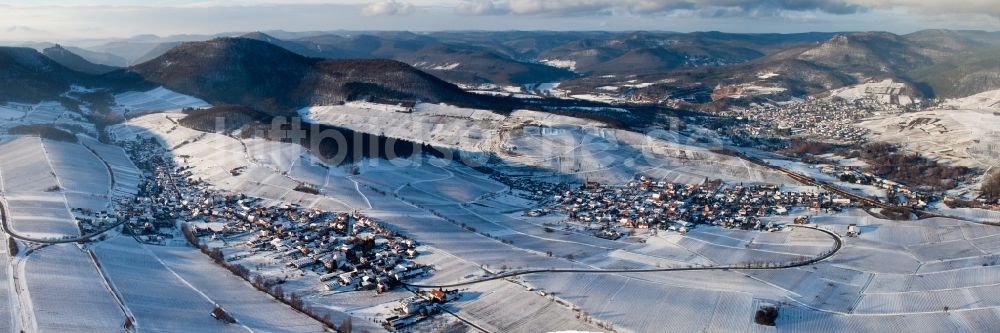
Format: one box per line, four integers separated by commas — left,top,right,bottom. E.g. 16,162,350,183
127,37,499,115
41,45,118,75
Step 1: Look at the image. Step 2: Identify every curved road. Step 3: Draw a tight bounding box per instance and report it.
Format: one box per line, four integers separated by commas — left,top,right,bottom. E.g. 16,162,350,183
0,199,127,244
404,225,842,289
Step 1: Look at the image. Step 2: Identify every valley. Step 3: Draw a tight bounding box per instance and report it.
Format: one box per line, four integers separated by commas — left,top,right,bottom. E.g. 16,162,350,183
0,26,998,333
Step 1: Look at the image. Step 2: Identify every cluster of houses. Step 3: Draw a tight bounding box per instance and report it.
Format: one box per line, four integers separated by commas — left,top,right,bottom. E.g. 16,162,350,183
718,98,901,145
118,137,427,295
240,210,427,294
827,164,930,208
73,207,123,236
383,289,457,330
489,172,571,202
556,176,854,236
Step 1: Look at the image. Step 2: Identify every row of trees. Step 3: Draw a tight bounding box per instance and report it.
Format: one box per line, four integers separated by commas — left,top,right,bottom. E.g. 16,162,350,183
784,138,838,157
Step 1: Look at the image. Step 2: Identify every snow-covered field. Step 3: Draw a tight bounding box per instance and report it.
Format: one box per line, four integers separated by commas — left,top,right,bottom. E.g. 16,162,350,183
0,136,61,193
24,244,125,332
148,245,330,333
22,102,73,124
506,123,792,184
92,236,331,332
0,104,24,120
0,102,97,136
44,140,110,199
430,62,460,70
934,205,1000,224
114,87,210,115
0,134,129,238
91,237,250,333
509,210,1000,332
0,136,79,238
449,279,602,332
79,136,142,198
300,102,506,153
1,193,77,239
0,229,13,333
524,272,756,332
568,93,626,104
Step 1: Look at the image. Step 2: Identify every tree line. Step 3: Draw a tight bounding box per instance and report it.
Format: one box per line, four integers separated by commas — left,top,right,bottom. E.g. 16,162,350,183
851,142,972,191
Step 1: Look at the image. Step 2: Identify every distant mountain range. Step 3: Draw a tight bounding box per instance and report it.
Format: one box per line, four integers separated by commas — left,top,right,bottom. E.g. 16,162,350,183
698,30,1000,98
240,32,578,86
1,29,998,112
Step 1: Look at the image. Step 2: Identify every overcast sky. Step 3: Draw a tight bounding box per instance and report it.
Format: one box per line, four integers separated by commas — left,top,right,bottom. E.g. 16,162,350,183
0,0,998,41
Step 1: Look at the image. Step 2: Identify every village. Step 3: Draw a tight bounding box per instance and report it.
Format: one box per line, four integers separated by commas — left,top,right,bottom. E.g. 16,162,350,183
716,97,911,146
553,176,856,238
93,137,447,328
91,135,865,330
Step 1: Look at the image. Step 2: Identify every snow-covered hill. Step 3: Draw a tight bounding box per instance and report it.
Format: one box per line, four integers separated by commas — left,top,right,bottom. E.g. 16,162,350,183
826,79,915,105
300,102,795,185
114,86,210,115
944,88,1000,110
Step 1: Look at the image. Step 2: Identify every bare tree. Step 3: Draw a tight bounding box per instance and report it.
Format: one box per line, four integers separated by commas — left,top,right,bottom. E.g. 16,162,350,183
983,171,1000,202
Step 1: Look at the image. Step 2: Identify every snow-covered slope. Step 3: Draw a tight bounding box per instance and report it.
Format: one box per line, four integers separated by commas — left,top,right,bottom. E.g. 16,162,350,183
0,101,98,136
114,86,210,115
859,109,1000,198
944,88,1000,110
110,112,368,211
826,79,913,105
300,102,795,185
860,109,1000,169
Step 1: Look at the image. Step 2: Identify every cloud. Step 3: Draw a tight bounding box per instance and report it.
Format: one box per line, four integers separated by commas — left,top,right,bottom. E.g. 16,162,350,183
849,0,1000,18
455,0,505,15
361,0,415,16
452,0,869,17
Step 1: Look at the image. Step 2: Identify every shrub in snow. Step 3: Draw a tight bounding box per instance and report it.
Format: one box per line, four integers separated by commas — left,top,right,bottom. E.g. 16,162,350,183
755,303,779,326
211,305,236,324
